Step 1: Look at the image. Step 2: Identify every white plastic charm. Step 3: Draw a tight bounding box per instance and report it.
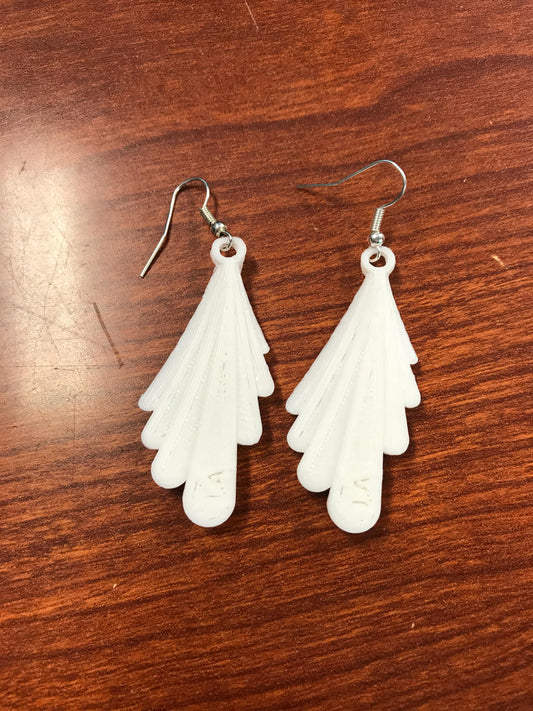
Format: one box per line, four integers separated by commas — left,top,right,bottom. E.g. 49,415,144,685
140,237,274,528
286,246,420,533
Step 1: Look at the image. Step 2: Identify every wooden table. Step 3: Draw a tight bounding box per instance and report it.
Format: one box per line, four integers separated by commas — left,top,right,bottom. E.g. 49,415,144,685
1,1,531,709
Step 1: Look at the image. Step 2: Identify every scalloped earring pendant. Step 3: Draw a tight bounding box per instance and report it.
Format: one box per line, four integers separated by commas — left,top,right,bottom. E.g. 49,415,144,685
287,161,420,534
139,179,274,528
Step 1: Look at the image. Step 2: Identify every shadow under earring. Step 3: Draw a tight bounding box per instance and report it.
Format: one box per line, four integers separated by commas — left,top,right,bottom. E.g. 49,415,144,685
139,178,274,528
286,160,420,534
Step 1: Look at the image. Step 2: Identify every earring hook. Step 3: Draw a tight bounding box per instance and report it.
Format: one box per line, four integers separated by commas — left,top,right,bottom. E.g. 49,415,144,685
140,177,233,278
297,159,406,257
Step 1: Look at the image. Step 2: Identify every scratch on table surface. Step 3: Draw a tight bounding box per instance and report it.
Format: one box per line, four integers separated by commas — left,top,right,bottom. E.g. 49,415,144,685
73,393,77,449
92,302,123,367
491,254,506,268
51,218,78,256
19,160,26,173
9,364,105,369
14,305,105,349
41,255,61,359
5,248,29,299
244,0,259,30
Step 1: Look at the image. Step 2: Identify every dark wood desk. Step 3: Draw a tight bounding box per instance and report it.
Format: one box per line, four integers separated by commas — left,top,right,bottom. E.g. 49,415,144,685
1,1,531,708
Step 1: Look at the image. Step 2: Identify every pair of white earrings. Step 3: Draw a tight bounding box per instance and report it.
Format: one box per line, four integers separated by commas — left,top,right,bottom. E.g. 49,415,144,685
138,161,420,533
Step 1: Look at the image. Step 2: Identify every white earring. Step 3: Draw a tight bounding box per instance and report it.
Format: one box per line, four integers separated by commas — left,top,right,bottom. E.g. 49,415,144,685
139,178,274,528
286,160,420,534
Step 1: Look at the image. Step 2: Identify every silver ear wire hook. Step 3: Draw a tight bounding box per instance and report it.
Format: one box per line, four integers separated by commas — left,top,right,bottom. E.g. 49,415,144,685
140,177,233,278
297,159,406,259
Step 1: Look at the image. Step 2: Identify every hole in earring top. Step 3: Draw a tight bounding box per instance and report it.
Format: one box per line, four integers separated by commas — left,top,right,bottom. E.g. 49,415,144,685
369,253,387,267
361,245,396,275
210,236,246,266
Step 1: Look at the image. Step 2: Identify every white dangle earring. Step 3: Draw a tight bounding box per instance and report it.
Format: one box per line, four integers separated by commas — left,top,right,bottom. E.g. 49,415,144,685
139,178,274,528
286,160,421,534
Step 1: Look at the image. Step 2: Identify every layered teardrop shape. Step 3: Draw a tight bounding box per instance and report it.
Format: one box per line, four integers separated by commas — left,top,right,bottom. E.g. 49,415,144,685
140,237,274,528
287,246,420,533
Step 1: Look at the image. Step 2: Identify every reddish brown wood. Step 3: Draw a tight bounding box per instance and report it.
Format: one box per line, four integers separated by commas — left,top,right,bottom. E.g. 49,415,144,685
1,1,531,709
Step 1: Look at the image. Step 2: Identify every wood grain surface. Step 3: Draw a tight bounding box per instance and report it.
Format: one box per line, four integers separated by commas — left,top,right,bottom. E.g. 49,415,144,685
1,1,531,709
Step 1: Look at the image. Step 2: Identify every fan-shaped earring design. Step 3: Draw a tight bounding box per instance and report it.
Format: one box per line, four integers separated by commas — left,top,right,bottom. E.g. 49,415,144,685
139,178,274,528
286,160,421,534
